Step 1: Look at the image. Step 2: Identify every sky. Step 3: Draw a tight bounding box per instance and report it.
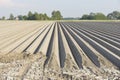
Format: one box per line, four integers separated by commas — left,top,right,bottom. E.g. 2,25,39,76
0,0,120,18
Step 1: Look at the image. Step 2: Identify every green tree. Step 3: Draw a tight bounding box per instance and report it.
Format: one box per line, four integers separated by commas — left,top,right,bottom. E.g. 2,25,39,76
107,11,120,20
2,16,5,20
27,11,34,20
39,13,44,20
9,14,14,20
118,16,120,19
18,15,24,20
23,15,28,20
81,13,95,20
88,13,96,20
81,14,89,20
51,11,63,20
94,13,107,20
43,13,49,20
33,12,40,20
81,12,107,20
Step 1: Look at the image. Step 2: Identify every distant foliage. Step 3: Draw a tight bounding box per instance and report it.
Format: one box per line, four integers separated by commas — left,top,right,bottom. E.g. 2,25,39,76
107,11,120,20
81,11,120,20
17,11,62,20
1,10,120,20
18,15,24,20
9,14,14,20
51,11,63,20
2,16,5,20
81,12,107,20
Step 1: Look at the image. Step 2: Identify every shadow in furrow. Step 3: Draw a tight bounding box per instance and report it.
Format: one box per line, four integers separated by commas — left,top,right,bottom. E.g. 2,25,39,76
93,32,120,47
43,24,55,68
75,27,120,57
93,32,120,48
74,23,120,49
77,22,120,43
83,28,120,44
63,23,100,67
22,26,48,53
34,25,52,54
70,25,120,69
8,26,45,53
60,23,83,69
57,23,66,68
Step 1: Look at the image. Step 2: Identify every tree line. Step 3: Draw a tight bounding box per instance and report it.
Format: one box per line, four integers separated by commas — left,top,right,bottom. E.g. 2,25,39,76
80,11,120,20
0,10,63,20
0,10,120,20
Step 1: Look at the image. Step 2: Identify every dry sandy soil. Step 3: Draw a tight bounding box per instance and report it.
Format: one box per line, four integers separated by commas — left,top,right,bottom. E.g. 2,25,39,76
0,21,120,80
